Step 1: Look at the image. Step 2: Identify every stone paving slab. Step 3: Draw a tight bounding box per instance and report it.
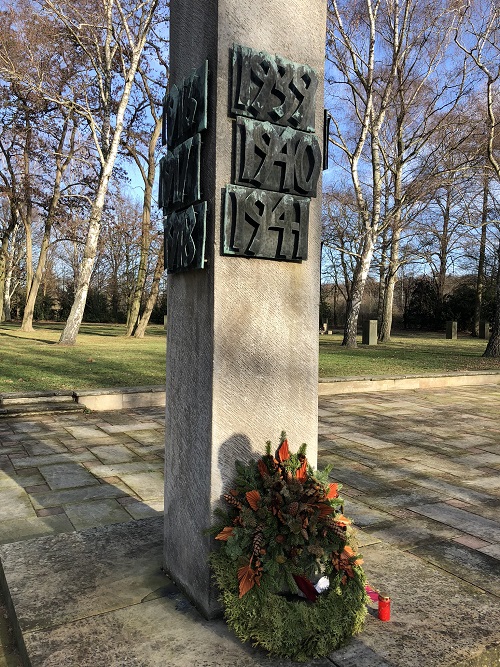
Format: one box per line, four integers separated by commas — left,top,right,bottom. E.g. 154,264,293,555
1,384,500,666
0,515,74,545
409,503,500,543
2,519,500,667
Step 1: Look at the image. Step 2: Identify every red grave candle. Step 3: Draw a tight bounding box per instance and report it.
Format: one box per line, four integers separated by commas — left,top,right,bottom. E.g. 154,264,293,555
378,594,391,621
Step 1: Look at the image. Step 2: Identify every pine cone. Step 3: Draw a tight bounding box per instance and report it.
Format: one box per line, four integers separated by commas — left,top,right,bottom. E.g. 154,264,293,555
223,493,242,510
288,501,299,516
327,519,347,541
253,525,265,557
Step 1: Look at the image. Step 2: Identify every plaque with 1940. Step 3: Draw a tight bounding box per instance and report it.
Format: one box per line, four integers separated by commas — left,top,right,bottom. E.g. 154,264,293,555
223,44,320,263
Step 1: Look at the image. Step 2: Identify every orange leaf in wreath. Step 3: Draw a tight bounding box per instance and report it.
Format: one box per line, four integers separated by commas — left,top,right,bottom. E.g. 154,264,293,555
335,514,352,527
317,502,335,518
238,561,257,597
257,459,268,478
326,483,339,499
246,490,261,510
215,526,234,541
277,438,290,462
295,458,308,482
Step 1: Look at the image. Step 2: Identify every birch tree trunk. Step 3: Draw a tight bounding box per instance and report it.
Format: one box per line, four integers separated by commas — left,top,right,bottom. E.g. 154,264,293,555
21,117,75,332
133,242,164,338
125,116,162,336
54,0,160,345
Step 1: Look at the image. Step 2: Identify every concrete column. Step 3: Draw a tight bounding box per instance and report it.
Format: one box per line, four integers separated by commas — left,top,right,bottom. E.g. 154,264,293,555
446,321,457,340
164,0,326,618
362,319,377,345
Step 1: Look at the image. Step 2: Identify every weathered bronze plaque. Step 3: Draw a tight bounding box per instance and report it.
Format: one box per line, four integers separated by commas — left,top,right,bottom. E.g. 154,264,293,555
231,44,317,133
235,117,321,197
163,60,208,149
164,202,207,274
158,133,201,214
223,184,309,261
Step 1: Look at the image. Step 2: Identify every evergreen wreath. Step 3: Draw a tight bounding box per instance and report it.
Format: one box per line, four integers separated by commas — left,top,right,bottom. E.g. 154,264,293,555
209,432,367,662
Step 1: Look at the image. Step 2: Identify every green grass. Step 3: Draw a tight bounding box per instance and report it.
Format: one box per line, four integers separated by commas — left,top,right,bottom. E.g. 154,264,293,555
0,322,499,394
0,322,167,393
319,330,500,377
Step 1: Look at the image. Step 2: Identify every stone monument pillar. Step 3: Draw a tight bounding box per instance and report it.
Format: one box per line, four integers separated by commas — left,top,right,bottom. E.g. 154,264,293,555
446,321,457,340
163,0,326,618
362,319,377,345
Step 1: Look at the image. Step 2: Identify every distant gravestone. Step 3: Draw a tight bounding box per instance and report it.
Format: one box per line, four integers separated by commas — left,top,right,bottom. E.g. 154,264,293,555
479,320,490,339
362,319,377,345
163,0,326,618
446,321,457,340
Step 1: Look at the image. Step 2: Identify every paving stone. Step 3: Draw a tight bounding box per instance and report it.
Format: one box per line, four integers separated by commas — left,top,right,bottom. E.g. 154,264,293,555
477,543,500,559
119,498,163,520
84,461,164,477
28,483,128,510
62,499,131,530
342,433,397,450
0,518,167,631
446,435,497,450
39,463,100,491
451,452,500,467
405,476,496,505
361,486,444,511
409,539,500,596
24,441,68,456
0,514,74,544
119,472,164,500
452,535,492,550
331,541,500,667
364,515,460,549
409,503,500,542
88,444,138,464
24,484,50,494
10,451,96,470
63,426,109,439
0,489,36,521
35,507,65,518
99,423,159,434
343,498,392,527
0,444,25,455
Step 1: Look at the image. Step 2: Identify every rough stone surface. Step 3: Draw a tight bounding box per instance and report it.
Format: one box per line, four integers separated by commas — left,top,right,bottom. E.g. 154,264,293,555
164,0,325,617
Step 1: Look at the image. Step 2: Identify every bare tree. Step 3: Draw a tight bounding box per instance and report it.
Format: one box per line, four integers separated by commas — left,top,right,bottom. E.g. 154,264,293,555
0,0,162,343
455,0,500,356
377,4,467,341
327,0,421,347
121,36,168,337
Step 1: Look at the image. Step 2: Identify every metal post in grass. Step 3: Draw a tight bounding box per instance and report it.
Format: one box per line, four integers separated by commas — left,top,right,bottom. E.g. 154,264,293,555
161,0,326,618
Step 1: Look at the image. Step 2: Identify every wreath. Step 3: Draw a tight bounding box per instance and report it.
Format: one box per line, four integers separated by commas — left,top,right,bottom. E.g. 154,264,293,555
210,432,367,662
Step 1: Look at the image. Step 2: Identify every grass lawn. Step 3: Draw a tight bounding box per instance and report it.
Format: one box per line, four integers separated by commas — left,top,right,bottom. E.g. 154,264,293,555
319,330,500,377
1,322,499,393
